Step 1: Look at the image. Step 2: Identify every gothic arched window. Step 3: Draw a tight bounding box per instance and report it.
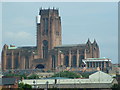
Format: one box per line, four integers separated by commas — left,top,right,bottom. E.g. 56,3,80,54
43,18,48,35
64,56,69,67
42,40,48,59
79,55,84,67
71,55,77,67
52,55,56,69
14,56,19,69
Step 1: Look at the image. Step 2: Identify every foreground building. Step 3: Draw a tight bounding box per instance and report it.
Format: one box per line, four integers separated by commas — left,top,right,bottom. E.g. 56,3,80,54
21,71,118,89
2,8,100,71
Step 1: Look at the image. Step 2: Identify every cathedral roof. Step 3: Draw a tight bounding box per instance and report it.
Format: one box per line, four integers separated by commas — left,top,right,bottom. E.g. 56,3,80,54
55,44,86,48
17,46,37,49
7,46,37,50
8,46,17,49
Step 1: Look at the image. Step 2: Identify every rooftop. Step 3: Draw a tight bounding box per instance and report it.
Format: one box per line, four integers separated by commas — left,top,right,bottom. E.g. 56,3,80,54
2,78,17,85
8,47,17,50
85,57,110,60
55,44,86,48
8,46,37,50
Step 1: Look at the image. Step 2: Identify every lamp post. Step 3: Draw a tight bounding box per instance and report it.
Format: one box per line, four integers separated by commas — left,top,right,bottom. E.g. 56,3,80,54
33,80,36,88
46,81,49,90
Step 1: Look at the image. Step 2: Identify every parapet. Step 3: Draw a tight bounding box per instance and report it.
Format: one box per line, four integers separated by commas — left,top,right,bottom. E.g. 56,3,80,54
39,7,59,16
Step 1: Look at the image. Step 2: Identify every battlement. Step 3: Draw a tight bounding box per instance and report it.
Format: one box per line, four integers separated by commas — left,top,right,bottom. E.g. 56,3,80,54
39,8,59,16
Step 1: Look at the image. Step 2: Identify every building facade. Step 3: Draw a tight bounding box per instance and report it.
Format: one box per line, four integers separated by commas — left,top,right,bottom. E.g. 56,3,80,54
1,8,100,71
82,57,112,72
21,71,118,89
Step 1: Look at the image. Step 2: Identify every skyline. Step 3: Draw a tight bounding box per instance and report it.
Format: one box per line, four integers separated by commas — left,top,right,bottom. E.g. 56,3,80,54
2,2,118,63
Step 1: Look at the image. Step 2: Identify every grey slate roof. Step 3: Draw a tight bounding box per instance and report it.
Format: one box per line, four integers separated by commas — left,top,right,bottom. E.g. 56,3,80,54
2,78,17,85
55,44,86,48
17,46,37,50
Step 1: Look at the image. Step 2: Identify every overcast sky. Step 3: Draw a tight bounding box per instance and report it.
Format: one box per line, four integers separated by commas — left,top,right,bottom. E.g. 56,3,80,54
2,2,118,63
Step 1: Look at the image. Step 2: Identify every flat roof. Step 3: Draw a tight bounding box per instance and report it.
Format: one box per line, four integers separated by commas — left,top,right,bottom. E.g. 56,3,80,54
86,57,110,60
83,57,111,62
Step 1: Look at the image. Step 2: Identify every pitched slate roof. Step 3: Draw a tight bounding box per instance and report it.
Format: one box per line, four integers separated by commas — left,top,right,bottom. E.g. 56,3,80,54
2,78,17,85
55,44,86,48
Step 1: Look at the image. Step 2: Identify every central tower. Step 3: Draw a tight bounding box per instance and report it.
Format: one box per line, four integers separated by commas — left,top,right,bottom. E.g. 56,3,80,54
36,8,62,59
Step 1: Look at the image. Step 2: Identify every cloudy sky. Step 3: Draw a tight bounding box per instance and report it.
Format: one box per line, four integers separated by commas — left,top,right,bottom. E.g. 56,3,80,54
2,2,118,63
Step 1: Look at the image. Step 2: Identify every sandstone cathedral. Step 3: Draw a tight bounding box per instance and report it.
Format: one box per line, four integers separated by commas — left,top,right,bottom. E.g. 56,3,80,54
2,8,100,71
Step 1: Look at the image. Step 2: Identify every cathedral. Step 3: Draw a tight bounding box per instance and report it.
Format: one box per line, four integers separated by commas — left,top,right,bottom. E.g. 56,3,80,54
1,8,100,71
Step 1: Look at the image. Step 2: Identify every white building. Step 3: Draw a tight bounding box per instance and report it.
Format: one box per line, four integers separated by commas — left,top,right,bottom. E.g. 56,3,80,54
20,71,117,89
82,57,112,72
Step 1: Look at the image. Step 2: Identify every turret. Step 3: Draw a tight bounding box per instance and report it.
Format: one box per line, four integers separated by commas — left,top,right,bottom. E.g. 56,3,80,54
86,38,91,47
3,44,8,50
36,9,41,24
93,39,96,44
92,39,100,58
93,39,98,47
36,15,41,24
2,44,8,71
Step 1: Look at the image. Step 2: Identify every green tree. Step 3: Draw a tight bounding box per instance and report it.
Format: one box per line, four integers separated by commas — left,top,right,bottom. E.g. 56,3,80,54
28,74,39,79
52,71,82,78
80,73,90,78
18,82,32,90
111,84,120,90
47,70,52,72
23,84,32,90
18,82,24,89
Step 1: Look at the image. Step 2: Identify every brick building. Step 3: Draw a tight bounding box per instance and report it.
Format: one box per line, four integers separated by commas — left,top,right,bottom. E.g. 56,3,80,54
2,8,100,71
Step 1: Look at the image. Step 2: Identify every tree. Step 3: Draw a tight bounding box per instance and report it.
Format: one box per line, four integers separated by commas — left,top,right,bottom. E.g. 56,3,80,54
19,82,32,90
27,74,39,79
23,84,32,90
52,71,82,78
18,82,24,89
111,84,120,90
80,73,90,78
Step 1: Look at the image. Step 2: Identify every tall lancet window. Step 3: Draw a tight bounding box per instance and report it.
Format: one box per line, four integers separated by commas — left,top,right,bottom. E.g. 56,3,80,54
52,55,56,69
72,55,77,67
43,40,48,59
55,18,59,36
43,18,48,35
64,56,69,67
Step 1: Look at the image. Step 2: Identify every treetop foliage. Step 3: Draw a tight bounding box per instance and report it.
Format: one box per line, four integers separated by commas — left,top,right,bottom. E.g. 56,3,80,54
52,71,82,79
